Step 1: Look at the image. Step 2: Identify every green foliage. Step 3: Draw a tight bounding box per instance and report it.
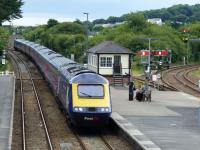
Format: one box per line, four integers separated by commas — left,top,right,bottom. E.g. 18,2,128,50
22,14,200,65
188,22,200,38
23,21,87,62
93,4,200,25
0,0,23,24
93,26,104,32
192,68,200,78
91,19,185,63
47,19,58,28
23,26,46,43
0,27,9,52
0,61,12,71
126,13,147,32
47,22,85,35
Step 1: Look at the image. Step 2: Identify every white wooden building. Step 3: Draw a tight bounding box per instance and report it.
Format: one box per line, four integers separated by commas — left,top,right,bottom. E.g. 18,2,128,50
87,41,133,76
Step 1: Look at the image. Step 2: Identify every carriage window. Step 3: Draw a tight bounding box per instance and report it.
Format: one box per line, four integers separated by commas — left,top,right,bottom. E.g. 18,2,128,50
78,85,104,98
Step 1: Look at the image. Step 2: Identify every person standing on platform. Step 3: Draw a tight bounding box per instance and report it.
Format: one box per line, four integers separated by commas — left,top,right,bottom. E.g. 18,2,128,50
129,81,136,101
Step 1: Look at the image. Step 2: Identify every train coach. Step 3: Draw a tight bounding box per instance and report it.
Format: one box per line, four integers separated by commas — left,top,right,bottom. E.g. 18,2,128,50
14,39,112,127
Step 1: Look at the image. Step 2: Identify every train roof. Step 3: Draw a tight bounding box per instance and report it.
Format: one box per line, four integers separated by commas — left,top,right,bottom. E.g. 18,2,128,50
15,39,94,80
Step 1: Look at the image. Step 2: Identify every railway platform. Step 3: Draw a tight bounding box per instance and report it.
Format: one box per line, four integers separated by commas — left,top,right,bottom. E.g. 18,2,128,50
0,74,15,150
111,87,200,150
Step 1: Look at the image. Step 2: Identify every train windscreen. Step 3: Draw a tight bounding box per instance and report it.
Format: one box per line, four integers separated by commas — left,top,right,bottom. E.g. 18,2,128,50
78,84,104,98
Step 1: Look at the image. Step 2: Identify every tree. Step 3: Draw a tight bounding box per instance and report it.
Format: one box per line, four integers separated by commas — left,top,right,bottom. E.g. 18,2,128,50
0,0,24,25
47,19,58,28
0,27,9,54
127,13,147,32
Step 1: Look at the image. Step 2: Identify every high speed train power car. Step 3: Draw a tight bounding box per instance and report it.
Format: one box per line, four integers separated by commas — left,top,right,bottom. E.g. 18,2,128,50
14,39,112,127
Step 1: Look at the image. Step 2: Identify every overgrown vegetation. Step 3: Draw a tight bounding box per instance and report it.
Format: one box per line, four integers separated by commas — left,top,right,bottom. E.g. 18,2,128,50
22,4,200,65
192,68,200,78
0,27,10,71
0,27,9,54
93,4,200,25
23,19,87,62
0,61,12,71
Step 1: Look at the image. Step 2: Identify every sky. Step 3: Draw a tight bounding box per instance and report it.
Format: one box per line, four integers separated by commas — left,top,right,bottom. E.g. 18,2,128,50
3,0,200,26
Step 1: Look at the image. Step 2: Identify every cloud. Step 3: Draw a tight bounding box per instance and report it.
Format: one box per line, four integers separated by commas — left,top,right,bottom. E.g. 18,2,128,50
3,13,74,26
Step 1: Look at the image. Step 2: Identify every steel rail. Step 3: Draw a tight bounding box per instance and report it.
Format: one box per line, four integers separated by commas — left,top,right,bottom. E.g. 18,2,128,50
100,135,115,150
183,67,199,86
161,65,199,91
9,51,54,150
7,52,26,150
174,66,200,93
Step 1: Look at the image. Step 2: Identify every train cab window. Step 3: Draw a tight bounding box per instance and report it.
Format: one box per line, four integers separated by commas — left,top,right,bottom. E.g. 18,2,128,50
78,85,104,98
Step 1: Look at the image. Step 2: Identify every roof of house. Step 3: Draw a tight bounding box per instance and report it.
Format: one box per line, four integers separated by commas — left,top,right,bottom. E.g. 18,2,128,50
87,41,133,54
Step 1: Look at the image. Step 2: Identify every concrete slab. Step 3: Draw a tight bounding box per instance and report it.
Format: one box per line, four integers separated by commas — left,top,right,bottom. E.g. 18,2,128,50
110,87,200,150
0,75,15,150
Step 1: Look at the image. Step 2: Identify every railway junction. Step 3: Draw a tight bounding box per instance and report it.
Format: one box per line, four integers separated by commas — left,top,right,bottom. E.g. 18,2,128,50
0,47,200,149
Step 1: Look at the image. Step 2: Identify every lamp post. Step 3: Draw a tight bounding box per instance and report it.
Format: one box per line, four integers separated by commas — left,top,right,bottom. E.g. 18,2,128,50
143,38,159,80
83,12,89,50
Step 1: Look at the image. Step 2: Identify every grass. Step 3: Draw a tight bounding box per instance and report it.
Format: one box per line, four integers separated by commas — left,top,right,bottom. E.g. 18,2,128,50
192,68,200,78
0,59,13,72
132,65,144,77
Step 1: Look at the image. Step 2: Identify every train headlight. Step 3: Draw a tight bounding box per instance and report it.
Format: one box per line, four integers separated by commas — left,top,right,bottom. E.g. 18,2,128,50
100,107,110,112
74,108,78,112
101,108,105,112
79,107,83,112
74,107,84,112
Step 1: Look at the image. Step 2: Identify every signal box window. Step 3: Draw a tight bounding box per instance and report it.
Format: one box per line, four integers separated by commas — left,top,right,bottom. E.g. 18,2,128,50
100,57,112,67
78,85,104,98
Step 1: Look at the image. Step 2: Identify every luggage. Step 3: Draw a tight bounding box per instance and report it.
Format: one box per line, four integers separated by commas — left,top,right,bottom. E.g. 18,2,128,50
136,91,144,102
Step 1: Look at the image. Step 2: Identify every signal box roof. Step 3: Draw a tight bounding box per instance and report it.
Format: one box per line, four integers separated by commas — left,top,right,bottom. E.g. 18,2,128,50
87,41,133,54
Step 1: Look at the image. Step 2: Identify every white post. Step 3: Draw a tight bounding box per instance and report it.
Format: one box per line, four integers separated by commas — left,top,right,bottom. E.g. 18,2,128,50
183,56,186,65
2,49,6,65
198,80,200,89
71,54,74,61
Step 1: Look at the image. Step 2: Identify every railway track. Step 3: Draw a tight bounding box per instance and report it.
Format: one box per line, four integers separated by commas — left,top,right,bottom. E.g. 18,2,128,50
9,49,135,150
71,128,115,150
9,51,53,150
161,65,200,97
133,76,177,91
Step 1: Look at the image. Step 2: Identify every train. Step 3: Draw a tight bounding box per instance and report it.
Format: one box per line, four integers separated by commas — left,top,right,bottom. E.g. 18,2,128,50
14,39,112,127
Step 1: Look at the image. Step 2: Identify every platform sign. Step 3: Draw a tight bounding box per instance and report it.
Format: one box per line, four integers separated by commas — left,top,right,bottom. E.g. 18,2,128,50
152,75,157,81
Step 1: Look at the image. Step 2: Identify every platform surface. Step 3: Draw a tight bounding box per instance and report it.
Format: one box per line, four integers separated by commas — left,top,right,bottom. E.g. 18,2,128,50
0,75,15,150
111,87,200,150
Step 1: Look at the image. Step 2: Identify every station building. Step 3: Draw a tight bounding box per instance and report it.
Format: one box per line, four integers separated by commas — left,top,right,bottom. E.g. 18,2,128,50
87,41,133,85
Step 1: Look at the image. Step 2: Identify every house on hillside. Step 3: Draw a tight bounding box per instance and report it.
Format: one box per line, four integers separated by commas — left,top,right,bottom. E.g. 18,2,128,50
148,18,163,26
87,41,133,85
